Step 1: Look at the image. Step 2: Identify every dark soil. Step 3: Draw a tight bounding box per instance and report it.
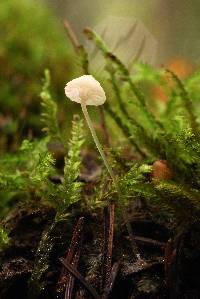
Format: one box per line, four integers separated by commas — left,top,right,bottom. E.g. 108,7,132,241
0,199,200,299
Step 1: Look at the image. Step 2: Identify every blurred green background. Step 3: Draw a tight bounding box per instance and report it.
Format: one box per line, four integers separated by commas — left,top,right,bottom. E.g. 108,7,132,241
0,0,78,153
45,0,200,64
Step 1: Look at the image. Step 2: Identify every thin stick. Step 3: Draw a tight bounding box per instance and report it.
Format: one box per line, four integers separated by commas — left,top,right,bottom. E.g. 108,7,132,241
64,19,89,75
65,249,81,299
98,106,110,148
59,258,100,299
57,217,84,295
102,262,120,299
64,217,84,262
64,20,80,51
102,203,115,289
133,235,166,248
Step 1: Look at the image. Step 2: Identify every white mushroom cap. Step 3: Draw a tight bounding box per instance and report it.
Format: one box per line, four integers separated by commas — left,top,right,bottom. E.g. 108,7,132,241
64,75,106,106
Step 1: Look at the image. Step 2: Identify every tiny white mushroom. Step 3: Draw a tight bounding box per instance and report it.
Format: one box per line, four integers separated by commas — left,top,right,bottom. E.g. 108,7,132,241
65,76,144,260
65,75,115,183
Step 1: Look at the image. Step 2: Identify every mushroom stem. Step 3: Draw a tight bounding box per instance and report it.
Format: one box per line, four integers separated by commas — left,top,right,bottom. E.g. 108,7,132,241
81,102,116,185
81,101,142,262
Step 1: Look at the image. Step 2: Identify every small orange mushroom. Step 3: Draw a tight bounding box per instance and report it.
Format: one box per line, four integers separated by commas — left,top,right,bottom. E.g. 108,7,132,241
153,57,195,103
151,160,173,181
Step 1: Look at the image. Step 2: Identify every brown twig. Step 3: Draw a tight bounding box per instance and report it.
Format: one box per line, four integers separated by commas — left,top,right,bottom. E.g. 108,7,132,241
65,217,84,261
164,238,175,287
102,262,120,299
59,258,101,299
64,20,80,51
98,106,110,148
131,235,166,248
57,217,84,296
65,249,81,299
63,19,89,75
102,202,115,291
64,218,84,299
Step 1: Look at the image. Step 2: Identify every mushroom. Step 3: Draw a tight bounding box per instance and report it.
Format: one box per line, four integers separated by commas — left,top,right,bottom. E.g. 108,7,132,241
65,75,144,260
151,160,173,182
65,75,115,184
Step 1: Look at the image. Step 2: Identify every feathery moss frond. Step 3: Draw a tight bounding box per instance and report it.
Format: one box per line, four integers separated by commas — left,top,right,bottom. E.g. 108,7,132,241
40,69,62,142
0,138,55,197
54,116,85,221
166,69,199,136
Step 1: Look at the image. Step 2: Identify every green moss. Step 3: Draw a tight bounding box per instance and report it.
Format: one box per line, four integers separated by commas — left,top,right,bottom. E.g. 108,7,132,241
2,22,200,230
83,28,200,225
